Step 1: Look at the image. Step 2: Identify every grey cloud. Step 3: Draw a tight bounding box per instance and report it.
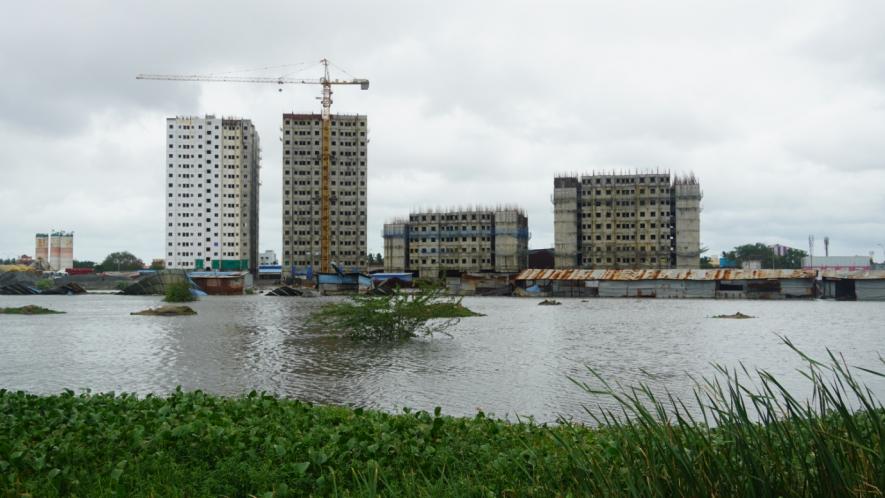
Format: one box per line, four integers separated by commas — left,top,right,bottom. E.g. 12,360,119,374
2,0,885,261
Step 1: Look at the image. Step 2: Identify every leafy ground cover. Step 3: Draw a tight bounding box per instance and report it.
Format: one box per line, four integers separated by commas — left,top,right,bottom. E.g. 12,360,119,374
1,342,883,497
0,305,64,315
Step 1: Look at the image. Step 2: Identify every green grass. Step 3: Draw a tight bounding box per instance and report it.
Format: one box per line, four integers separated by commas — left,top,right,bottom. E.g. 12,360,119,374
0,305,64,315
1,341,882,497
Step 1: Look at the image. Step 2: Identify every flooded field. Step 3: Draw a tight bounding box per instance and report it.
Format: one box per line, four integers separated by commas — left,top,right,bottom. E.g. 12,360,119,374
1,294,883,423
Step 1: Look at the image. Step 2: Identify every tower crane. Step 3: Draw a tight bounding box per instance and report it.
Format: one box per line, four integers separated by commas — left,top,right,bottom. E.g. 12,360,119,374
137,59,369,273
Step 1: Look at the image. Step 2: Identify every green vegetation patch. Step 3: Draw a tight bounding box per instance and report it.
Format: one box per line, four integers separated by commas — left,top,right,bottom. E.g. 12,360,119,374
311,284,481,341
35,279,53,291
131,305,197,316
163,281,196,303
0,305,64,315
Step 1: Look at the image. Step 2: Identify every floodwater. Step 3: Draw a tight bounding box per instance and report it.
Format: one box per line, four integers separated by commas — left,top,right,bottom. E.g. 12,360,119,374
1,294,883,423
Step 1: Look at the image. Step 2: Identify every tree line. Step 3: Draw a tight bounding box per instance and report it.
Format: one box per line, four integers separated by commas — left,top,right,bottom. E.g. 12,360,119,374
701,243,807,269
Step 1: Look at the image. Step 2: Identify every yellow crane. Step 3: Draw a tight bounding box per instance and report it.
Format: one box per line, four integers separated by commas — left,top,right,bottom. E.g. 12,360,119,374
137,59,369,273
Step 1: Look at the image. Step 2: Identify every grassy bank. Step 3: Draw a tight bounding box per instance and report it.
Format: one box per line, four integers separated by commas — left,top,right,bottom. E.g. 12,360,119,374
1,346,883,496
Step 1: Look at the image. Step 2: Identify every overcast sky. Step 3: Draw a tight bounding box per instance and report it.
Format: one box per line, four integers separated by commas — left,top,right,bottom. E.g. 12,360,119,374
2,0,885,264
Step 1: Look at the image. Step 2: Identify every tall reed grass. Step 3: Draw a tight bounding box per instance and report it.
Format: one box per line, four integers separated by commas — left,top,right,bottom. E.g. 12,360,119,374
554,337,884,497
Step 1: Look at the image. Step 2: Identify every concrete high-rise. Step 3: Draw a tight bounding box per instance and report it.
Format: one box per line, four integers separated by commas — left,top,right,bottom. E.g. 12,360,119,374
383,207,529,278
165,115,260,272
281,113,367,273
34,233,48,266
553,171,701,269
49,231,74,271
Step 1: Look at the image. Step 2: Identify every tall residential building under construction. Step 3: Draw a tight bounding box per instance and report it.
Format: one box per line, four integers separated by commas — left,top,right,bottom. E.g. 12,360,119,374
281,113,368,272
165,115,260,272
553,171,701,269
383,207,529,278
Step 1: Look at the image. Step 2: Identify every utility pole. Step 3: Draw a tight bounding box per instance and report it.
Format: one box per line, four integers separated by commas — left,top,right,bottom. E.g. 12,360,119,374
808,235,815,269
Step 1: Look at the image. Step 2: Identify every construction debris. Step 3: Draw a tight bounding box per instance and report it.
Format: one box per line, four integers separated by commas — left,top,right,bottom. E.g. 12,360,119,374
266,286,316,297
538,299,561,306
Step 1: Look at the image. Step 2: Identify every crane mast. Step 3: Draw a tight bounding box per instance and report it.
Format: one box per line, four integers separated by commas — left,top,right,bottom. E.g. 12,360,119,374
319,59,334,274
137,59,369,274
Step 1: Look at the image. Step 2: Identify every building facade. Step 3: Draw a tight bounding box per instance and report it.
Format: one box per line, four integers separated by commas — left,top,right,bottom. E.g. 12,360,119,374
165,115,260,272
259,249,277,265
802,255,871,271
281,113,367,273
49,231,74,271
383,207,529,278
553,171,701,269
34,233,48,266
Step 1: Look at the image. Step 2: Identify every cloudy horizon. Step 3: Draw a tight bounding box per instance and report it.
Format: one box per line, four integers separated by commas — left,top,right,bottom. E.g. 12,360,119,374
2,1,885,264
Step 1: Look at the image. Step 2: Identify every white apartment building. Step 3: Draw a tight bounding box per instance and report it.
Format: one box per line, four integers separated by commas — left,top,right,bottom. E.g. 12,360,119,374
259,249,278,265
165,115,260,272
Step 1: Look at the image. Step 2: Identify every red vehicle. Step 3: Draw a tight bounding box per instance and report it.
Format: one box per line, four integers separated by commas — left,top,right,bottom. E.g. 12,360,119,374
65,268,95,275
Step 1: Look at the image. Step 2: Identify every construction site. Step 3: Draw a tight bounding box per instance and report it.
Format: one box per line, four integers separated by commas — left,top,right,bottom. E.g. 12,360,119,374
382,206,529,279
553,171,701,270
139,59,371,290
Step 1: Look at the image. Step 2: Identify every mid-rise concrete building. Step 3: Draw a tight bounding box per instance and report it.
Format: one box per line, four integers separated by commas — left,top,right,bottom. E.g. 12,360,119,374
383,207,529,278
259,249,277,265
34,233,48,266
49,231,74,271
35,231,73,270
281,113,367,273
165,115,260,272
553,171,701,269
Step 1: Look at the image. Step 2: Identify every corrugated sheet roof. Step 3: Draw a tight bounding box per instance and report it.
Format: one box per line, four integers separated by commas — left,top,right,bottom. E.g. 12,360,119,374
515,268,817,281
819,270,885,280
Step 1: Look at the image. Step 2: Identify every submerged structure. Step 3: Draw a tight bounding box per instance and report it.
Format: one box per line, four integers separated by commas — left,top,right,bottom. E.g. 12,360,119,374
515,269,817,299
120,270,206,297
819,270,885,301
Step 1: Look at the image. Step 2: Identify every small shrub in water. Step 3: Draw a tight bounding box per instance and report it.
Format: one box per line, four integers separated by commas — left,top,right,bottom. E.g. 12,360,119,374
310,283,479,341
164,281,196,302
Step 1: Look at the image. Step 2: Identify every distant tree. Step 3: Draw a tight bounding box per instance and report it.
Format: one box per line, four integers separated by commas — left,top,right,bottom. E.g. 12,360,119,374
780,248,808,269
0,258,17,265
366,253,375,265
149,259,166,270
73,260,95,269
700,256,714,269
376,252,384,265
722,243,807,269
96,251,145,272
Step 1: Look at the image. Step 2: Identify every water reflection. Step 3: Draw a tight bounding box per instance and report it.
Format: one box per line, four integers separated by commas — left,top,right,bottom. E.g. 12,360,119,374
0,294,883,423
